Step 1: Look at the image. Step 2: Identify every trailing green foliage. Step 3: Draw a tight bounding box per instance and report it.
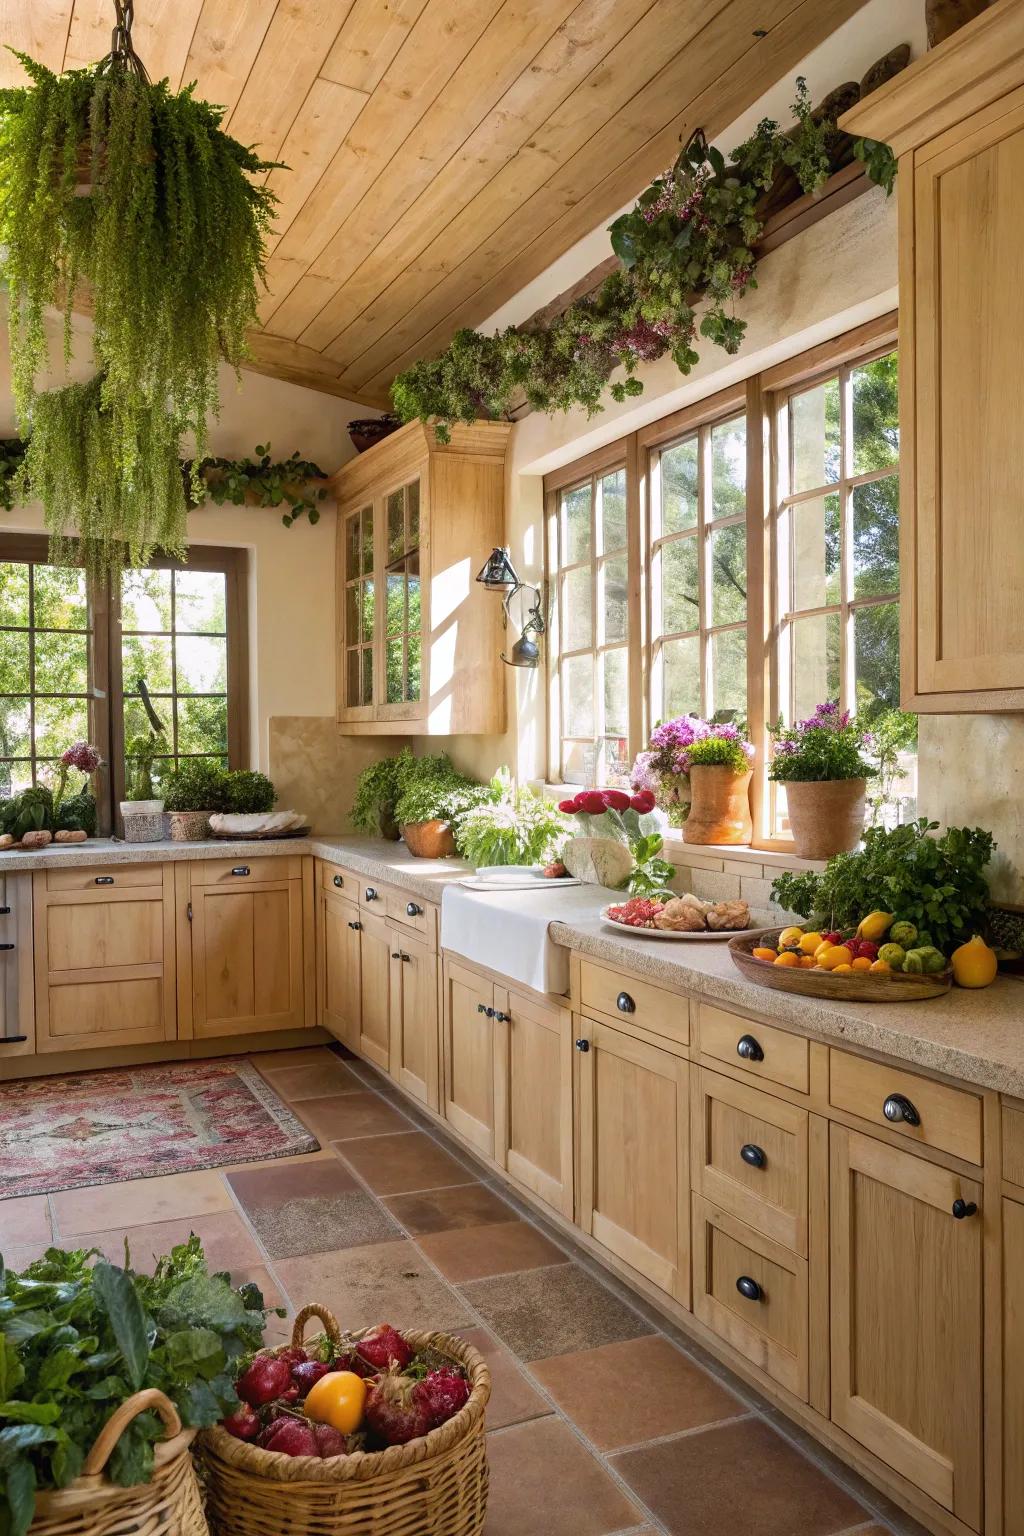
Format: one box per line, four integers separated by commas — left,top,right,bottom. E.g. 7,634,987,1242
351,749,417,836
391,79,896,440
0,50,276,564
853,137,898,194
22,374,187,570
0,1237,269,1536
770,819,995,955
189,444,329,528
0,441,26,512
394,766,489,830
454,771,568,866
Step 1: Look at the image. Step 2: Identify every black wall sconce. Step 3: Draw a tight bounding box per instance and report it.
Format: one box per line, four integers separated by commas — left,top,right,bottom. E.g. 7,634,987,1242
476,546,546,669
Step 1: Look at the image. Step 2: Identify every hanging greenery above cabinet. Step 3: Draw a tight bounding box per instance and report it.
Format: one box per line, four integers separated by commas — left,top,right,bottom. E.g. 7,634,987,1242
0,1,277,569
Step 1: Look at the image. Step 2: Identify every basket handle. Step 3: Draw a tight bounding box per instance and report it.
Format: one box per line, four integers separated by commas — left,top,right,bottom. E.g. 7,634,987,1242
291,1303,341,1350
82,1389,182,1477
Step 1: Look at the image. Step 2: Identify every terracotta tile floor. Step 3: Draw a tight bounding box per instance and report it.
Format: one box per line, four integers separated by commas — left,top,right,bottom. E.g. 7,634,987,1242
0,1043,926,1536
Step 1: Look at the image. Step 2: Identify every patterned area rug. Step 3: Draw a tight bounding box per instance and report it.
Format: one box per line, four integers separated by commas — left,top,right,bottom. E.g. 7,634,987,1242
0,1061,319,1198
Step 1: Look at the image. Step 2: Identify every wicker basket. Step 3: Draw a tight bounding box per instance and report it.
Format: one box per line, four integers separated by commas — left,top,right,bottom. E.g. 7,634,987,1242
197,1305,490,1536
30,1388,207,1536
166,810,211,842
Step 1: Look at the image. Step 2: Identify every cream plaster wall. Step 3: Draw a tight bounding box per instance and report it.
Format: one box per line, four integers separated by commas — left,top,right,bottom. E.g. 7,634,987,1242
917,718,1024,904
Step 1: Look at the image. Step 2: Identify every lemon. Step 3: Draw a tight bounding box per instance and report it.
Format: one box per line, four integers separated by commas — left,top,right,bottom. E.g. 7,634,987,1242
799,932,823,955
951,934,998,989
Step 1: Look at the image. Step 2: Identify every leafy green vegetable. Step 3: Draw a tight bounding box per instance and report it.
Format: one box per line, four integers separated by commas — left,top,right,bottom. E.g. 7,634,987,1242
771,819,994,954
0,1238,270,1536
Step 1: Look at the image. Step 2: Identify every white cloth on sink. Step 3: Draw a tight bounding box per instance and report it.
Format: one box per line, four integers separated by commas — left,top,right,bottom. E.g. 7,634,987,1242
440,880,610,995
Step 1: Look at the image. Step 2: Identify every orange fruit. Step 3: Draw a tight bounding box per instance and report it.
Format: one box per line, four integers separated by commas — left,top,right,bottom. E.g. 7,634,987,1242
850,957,872,972
798,932,823,955
751,947,777,963
817,945,854,971
798,955,816,968
869,958,892,974
773,951,800,967
304,1371,367,1434
832,963,854,974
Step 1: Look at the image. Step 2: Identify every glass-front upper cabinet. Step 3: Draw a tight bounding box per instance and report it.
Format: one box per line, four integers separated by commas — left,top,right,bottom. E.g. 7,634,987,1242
384,478,422,707
342,503,375,716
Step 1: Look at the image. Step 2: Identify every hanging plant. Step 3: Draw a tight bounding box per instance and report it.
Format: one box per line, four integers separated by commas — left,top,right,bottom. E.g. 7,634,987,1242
392,78,898,441
23,373,187,569
187,443,329,526
0,440,27,512
0,2,277,563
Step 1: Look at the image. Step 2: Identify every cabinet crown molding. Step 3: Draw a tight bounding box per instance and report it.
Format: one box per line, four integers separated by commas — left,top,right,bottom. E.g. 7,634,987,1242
328,418,513,505
839,0,1024,156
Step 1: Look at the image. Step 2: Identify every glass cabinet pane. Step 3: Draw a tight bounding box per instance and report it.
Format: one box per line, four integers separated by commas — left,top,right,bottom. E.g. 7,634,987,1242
387,491,404,563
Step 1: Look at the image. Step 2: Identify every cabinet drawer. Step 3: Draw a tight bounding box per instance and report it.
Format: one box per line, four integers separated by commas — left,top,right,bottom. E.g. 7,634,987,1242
698,1005,808,1094
692,1069,808,1255
382,888,437,945
46,864,163,892
319,861,358,897
692,1194,808,1400
829,1050,982,1165
578,959,688,1045
1002,1101,1024,1187
189,856,302,886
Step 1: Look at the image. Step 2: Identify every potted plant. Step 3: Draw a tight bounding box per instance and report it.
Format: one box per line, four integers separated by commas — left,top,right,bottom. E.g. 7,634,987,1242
163,759,228,842
683,726,755,845
393,757,486,858
630,715,715,826
351,749,416,840
223,769,276,814
769,703,874,858
455,770,568,867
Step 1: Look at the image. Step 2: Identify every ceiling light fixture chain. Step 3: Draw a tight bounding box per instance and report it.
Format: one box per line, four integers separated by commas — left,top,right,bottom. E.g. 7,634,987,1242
98,0,150,82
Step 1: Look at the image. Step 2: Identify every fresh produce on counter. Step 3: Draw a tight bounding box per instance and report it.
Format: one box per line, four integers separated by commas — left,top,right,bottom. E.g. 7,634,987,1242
606,893,751,932
220,1322,472,1458
749,913,997,985
951,934,999,989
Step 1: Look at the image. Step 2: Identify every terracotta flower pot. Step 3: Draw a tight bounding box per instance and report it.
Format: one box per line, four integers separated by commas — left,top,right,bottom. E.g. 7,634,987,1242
401,819,458,858
783,778,867,860
684,766,753,845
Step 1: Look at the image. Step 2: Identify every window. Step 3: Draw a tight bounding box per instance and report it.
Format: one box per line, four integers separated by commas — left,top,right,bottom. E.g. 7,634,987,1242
0,537,248,827
649,409,747,724
547,462,630,785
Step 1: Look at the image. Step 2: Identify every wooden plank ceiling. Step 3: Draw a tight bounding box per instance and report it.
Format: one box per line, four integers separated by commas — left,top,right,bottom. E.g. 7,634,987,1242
2,0,869,407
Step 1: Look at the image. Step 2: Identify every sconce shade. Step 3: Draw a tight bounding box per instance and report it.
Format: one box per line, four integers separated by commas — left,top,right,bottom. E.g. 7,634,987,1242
503,633,541,668
476,547,520,589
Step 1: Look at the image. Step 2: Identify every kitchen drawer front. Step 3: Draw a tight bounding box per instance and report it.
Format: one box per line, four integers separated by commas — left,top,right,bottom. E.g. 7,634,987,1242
1002,1100,1024,1187
189,856,303,886
692,1069,809,1255
698,1005,809,1094
829,1049,982,1165
692,1195,808,1400
578,959,688,1046
46,864,164,893
382,888,437,946
319,861,359,898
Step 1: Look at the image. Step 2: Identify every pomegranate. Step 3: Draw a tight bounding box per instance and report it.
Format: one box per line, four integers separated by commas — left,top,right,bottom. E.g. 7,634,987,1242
235,1354,292,1407
262,1419,319,1458
292,1360,332,1395
365,1366,433,1446
416,1367,470,1428
357,1324,412,1373
221,1402,260,1441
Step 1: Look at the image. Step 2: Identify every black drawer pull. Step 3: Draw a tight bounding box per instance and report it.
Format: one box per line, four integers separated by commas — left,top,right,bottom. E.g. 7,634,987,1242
952,1198,978,1220
736,1034,764,1062
0,905,10,915
0,1035,27,1044
347,920,361,931
231,866,250,877
94,875,115,885
333,874,344,888
477,1003,487,1014
493,1010,509,1023
616,991,636,1014
740,1143,766,1169
392,951,401,960
882,1093,920,1127
575,1038,590,1052
736,1275,763,1302
406,901,422,917
0,943,14,952
365,887,378,901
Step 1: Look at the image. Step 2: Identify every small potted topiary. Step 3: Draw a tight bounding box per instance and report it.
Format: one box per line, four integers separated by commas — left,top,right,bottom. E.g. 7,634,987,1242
163,759,228,841
122,731,166,841
223,769,276,815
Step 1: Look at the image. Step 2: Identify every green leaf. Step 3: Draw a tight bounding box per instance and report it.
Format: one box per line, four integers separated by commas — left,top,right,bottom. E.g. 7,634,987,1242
91,1263,150,1390
0,1338,24,1401
165,1327,225,1380
0,1404,60,1426
5,1456,36,1536
0,1425,59,1468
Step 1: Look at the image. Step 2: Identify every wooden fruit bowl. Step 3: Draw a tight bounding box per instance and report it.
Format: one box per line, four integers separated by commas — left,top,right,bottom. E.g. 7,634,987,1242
728,928,953,1003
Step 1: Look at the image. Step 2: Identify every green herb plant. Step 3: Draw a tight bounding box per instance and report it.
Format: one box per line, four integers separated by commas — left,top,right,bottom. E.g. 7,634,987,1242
685,737,752,773
394,766,488,832
391,78,896,440
124,732,165,802
0,1237,269,1536
771,819,995,955
454,770,568,866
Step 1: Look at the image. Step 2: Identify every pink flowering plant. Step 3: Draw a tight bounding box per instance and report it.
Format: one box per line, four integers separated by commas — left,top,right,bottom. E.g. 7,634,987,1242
51,740,102,816
768,703,876,783
632,715,753,819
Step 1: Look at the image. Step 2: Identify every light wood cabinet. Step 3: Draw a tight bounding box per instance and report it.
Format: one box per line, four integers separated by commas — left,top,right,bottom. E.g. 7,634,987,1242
316,881,361,1050
441,957,498,1156
829,1125,983,1529
576,1016,690,1307
33,866,176,1052
389,929,439,1111
1003,1197,1024,1536
842,3,1024,709
357,910,393,1071
330,420,511,735
185,859,312,1039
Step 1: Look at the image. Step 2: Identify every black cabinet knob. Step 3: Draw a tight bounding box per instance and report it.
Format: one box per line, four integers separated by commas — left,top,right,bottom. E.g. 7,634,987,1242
392,951,401,960
740,1143,767,1169
882,1093,921,1127
616,991,636,1014
406,901,422,917
333,874,344,888
94,875,115,885
347,920,361,931
575,1039,590,1052
736,1034,764,1063
494,1010,510,1023
365,887,378,901
231,865,250,877
477,1003,487,1015
736,1275,763,1302
952,1198,978,1220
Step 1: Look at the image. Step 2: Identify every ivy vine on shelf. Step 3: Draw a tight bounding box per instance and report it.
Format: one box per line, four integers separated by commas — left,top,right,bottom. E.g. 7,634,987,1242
391,79,898,440
186,444,329,527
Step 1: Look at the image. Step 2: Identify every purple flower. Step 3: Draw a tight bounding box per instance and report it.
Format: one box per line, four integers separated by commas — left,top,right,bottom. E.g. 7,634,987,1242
60,741,102,774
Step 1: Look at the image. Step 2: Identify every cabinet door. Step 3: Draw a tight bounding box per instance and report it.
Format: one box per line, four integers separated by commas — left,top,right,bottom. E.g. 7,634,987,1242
338,501,377,724
34,868,176,1052
357,911,392,1071
389,929,438,1110
190,874,305,1038
911,103,1024,704
317,886,361,1050
378,475,425,724
830,1126,983,1526
495,988,573,1219
442,958,496,1157
577,1018,690,1307
1004,1197,1024,1536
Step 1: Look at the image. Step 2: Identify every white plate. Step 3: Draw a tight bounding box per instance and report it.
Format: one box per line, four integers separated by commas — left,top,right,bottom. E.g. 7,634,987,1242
461,871,582,891
599,906,757,941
